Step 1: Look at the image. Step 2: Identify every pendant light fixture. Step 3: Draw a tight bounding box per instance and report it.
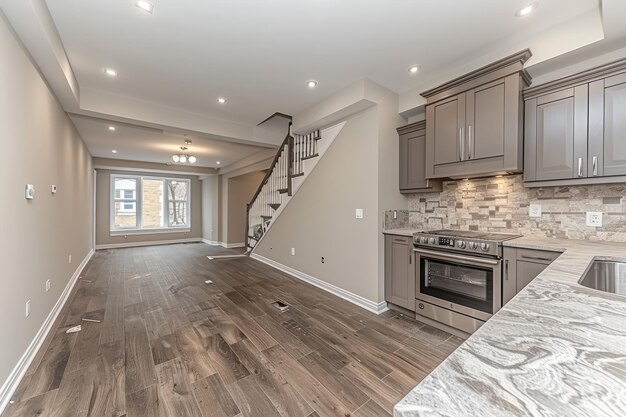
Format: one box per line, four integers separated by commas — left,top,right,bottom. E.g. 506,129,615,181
172,139,197,164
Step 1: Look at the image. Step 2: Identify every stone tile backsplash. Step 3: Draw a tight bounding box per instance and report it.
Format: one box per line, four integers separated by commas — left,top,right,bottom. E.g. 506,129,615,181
390,175,626,242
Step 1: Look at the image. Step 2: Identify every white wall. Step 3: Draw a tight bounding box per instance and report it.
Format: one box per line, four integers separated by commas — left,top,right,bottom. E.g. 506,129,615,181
0,12,93,396
202,175,220,243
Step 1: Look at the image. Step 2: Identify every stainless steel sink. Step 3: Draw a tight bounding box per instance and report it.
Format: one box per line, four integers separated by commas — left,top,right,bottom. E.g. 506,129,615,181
579,260,626,296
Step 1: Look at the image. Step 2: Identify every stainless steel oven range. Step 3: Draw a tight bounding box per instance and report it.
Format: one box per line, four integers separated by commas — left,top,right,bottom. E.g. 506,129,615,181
413,230,520,334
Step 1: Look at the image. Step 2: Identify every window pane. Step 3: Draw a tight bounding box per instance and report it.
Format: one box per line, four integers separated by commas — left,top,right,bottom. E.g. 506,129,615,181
114,178,136,199
142,179,164,228
114,202,137,228
168,202,188,226
167,180,188,201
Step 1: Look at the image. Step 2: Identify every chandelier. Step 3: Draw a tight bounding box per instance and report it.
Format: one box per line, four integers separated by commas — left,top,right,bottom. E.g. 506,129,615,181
172,139,197,164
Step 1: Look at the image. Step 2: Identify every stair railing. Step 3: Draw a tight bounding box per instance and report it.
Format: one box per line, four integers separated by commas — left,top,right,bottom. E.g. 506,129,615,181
245,125,321,252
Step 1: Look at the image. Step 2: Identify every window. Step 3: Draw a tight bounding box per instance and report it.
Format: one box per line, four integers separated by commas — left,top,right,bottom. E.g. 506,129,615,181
111,175,191,233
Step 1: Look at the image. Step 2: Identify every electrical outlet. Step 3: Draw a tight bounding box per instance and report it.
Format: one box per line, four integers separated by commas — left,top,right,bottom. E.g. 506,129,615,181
46,279,51,292
25,300,31,318
321,256,325,264
68,254,72,264
529,204,542,218
291,247,295,256
355,208,364,219
586,212,603,227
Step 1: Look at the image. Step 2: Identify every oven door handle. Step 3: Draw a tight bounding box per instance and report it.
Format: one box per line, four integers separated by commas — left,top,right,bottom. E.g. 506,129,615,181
413,248,499,266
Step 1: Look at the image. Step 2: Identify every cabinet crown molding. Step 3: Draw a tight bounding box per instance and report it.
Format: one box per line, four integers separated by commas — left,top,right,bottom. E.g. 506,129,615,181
523,58,626,100
421,49,532,103
397,120,425,134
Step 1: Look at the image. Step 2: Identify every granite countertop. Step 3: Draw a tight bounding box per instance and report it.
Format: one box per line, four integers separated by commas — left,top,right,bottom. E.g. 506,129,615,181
383,228,418,237
395,235,626,417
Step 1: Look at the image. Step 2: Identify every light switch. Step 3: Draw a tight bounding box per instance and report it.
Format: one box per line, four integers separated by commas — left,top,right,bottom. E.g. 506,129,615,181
355,209,364,219
25,184,35,200
51,185,58,194
529,204,541,218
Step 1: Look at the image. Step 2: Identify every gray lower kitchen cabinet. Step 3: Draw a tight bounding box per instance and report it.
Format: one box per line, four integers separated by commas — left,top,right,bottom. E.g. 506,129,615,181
524,59,626,187
423,50,530,179
397,121,442,193
384,234,415,311
503,247,561,305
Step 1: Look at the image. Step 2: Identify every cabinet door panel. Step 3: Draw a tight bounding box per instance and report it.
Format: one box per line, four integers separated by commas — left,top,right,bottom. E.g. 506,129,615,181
385,236,414,311
467,82,505,160
603,81,626,176
433,96,464,165
516,261,549,293
535,96,575,180
405,132,428,189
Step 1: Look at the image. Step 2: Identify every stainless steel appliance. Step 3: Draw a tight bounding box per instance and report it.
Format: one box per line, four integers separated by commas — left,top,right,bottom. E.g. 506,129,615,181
413,230,520,334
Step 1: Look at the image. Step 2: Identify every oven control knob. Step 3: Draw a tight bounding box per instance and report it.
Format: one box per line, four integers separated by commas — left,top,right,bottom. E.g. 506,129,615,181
429,237,437,245
469,241,478,250
422,237,429,244
457,240,466,249
480,243,490,252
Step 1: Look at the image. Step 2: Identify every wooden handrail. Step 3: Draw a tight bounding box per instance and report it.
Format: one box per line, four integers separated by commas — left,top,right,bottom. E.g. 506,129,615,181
245,122,292,249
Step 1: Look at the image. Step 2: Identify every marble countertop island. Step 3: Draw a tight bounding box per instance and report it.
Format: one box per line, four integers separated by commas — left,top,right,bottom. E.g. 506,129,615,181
394,235,626,417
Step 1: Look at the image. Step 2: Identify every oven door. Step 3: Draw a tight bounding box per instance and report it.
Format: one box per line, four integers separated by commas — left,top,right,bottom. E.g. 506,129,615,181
414,248,502,320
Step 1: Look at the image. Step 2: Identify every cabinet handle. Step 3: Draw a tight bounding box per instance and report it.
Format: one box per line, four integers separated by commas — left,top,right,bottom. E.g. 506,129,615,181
459,127,465,161
409,252,412,264
520,255,553,262
577,157,584,177
592,156,598,176
505,259,509,280
468,125,473,160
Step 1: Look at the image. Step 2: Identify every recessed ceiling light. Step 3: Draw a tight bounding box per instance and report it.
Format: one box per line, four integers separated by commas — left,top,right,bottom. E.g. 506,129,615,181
104,68,118,77
216,161,221,165
306,80,318,88
408,65,420,74
217,97,226,104
108,126,116,131
135,0,154,14
111,150,117,154
515,3,537,17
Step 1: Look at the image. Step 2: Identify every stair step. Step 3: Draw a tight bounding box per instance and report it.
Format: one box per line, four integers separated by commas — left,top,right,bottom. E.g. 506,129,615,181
277,188,289,194
301,153,319,161
261,215,272,220
268,203,281,210
313,135,322,141
289,172,304,178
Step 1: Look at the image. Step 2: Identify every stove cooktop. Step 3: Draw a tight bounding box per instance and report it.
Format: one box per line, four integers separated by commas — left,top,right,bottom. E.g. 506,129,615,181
424,230,521,242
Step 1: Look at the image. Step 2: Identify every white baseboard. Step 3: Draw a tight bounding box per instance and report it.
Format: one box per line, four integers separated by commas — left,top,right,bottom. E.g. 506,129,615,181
201,240,245,249
95,237,201,249
250,253,388,315
0,249,94,415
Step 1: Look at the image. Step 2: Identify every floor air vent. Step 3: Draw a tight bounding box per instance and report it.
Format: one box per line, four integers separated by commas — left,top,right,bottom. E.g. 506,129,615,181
271,300,290,312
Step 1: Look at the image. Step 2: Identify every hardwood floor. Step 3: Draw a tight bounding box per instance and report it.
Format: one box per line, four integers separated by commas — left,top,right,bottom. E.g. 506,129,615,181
3,243,462,417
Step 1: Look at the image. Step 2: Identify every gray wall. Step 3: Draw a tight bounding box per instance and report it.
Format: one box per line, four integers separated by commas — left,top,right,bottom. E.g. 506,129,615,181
95,169,202,246
0,15,93,388
255,108,382,302
227,171,266,245
201,175,220,243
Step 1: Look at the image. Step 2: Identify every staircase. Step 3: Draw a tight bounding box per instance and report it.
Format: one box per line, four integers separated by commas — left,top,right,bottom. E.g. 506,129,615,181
245,122,345,252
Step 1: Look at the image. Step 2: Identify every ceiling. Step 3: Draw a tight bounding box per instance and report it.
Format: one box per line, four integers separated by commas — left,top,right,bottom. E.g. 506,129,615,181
5,0,624,169
45,0,599,125
69,114,267,168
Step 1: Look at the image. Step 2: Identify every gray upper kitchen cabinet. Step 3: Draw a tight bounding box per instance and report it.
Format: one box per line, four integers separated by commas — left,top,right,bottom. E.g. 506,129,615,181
524,59,626,187
397,121,442,193
524,86,588,182
384,234,415,312
423,50,530,179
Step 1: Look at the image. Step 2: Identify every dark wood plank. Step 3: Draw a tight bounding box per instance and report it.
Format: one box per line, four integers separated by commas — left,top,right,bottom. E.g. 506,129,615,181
203,334,250,384
126,385,160,417
229,339,313,417
124,311,157,394
155,358,203,417
263,345,352,417
353,399,392,417
225,376,282,417
2,389,57,417
87,341,126,417
174,327,216,383
192,373,240,417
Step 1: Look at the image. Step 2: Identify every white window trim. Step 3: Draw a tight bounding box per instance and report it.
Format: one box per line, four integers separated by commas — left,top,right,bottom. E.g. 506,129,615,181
110,174,191,235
